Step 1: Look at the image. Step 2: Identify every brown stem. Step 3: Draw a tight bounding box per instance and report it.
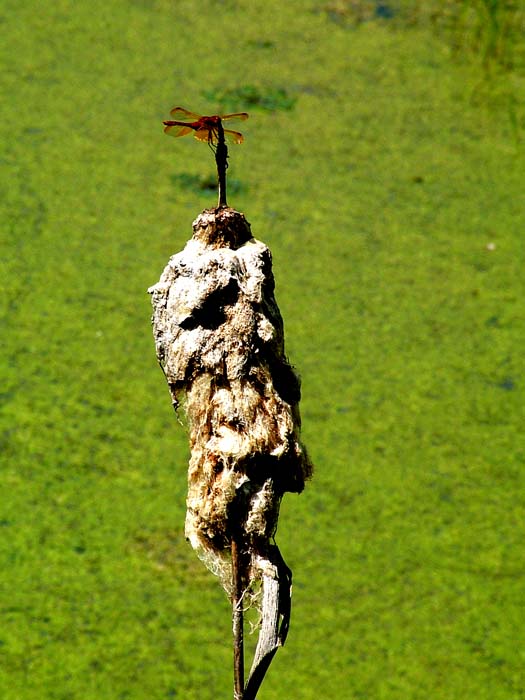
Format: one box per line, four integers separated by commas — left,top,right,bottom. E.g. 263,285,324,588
216,121,228,208
231,537,245,700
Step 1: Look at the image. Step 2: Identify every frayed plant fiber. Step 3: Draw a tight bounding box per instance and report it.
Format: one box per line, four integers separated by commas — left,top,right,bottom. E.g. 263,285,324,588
149,207,312,597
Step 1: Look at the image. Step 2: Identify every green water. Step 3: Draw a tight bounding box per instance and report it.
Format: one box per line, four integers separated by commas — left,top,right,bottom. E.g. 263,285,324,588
1,1,524,698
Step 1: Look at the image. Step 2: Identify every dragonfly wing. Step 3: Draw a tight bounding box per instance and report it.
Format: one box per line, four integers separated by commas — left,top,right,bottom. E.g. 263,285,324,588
194,128,215,143
221,112,249,122
169,106,202,120
224,129,244,145
163,123,194,138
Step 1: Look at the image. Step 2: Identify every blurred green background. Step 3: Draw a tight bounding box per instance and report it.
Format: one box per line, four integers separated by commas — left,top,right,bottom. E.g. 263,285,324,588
1,1,525,698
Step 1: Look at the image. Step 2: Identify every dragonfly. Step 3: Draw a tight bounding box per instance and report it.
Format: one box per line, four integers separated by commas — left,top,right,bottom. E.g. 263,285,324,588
163,107,249,145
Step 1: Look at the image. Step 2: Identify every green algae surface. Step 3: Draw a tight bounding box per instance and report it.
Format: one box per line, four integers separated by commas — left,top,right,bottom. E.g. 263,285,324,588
1,1,525,698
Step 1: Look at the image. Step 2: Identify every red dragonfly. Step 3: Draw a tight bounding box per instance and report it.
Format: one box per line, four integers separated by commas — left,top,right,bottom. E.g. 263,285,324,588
163,107,249,145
